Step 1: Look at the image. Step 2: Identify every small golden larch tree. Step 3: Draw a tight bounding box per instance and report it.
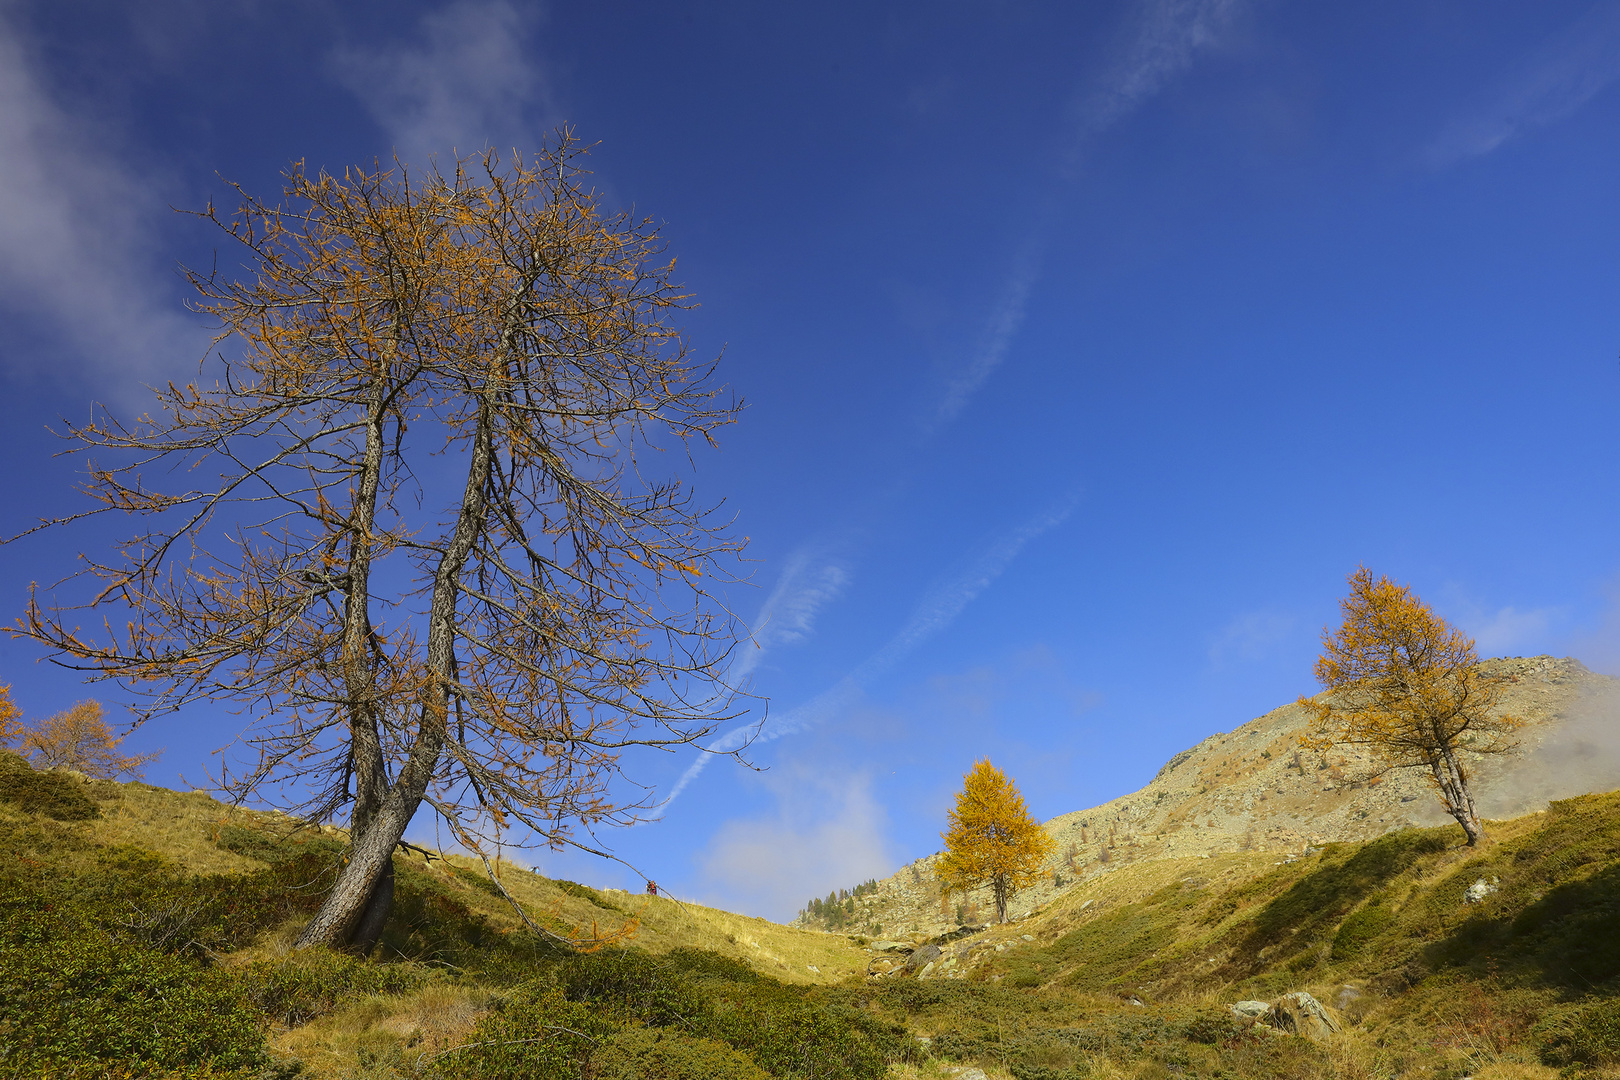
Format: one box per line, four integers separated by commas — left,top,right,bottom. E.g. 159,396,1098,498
1301,567,1521,846
938,759,1054,924
19,701,162,780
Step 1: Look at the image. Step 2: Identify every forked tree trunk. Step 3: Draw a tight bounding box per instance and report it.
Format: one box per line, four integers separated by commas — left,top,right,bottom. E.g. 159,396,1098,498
296,393,497,951
992,875,1011,924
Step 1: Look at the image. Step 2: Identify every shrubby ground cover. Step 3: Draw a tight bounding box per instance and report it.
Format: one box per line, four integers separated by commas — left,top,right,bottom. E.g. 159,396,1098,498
3,756,1620,1078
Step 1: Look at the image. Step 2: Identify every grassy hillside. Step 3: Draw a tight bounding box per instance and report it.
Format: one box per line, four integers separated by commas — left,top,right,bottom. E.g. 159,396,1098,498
5,751,1620,1079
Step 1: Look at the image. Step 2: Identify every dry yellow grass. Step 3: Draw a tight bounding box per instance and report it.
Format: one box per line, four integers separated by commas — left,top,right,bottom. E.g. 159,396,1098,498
269,984,496,1078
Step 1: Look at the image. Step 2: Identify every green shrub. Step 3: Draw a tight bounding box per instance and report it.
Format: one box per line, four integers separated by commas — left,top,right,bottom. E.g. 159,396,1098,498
0,753,99,820
1232,830,1447,969
0,916,266,1073
1534,998,1620,1067
236,948,429,1025
1333,900,1395,960
593,1025,770,1080
428,985,609,1079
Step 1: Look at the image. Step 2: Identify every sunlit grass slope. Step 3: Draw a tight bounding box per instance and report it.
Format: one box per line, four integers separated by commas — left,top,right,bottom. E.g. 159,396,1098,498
5,750,1620,1079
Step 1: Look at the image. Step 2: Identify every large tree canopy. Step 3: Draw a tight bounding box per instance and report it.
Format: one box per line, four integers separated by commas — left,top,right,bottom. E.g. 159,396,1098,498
14,139,748,949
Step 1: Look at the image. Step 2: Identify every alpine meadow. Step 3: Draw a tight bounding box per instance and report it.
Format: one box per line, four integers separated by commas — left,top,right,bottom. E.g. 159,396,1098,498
5,4,1620,1080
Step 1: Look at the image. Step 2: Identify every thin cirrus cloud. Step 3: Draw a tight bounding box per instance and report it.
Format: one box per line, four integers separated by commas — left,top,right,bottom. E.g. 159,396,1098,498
929,0,1243,429
728,546,852,686
0,10,200,394
1427,2,1620,166
1067,0,1243,153
1461,605,1561,657
657,490,1081,812
331,0,554,167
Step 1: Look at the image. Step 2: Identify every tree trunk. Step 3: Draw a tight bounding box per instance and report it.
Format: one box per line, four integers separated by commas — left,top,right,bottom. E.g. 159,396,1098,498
1431,742,1485,846
993,875,1010,924
348,857,394,956
296,391,497,950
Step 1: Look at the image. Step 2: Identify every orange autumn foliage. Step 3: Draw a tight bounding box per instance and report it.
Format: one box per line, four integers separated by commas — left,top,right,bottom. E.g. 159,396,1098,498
19,701,162,780
938,759,1054,924
0,685,21,749
1301,567,1520,845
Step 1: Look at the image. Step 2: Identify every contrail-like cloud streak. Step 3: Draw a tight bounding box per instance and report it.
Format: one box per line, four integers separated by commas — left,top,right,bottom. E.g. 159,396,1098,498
1426,3,1620,166
932,0,1243,427
658,492,1080,811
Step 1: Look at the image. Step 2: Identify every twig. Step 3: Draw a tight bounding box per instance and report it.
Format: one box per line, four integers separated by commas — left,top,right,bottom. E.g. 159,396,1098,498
472,849,582,950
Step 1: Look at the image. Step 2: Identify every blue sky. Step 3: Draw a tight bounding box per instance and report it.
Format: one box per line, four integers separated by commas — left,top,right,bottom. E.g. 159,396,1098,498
3,0,1620,920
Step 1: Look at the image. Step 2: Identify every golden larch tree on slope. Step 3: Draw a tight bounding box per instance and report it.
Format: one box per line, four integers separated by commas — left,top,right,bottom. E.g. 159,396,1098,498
1301,567,1521,846
938,759,1054,924
18,701,161,780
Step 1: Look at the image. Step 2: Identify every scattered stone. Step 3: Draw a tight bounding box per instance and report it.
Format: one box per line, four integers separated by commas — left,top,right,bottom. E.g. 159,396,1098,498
1230,1000,1271,1018
870,940,910,953
1333,984,1363,1011
1266,992,1341,1043
1020,934,1035,941
806,965,819,974
906,943,942,973
941,1067,989,1080
1464,878,1500,904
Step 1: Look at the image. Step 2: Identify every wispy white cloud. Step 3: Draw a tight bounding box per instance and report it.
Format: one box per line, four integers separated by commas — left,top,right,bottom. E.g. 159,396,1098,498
933,234,1046,427
332,0,553,166
1208,610,1296,668
1438,585,1563,657
930,0,1241,426
0,10,199,392
696,766,894,921
1428,3,1620,166
1463,605,1561,657
659,492,1080,810
1068,0,1243,156
729,547,850,685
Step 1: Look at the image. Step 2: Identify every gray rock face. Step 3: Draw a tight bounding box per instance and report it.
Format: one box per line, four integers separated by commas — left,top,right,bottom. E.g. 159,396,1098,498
1230,1000,1271,1018
1266,992,1341,1043
906,943,942,973
1333,984,1363,1011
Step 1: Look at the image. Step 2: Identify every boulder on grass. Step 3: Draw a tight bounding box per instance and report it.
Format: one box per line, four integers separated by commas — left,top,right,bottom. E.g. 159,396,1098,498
1266,992,1341,1043
905,944,942,974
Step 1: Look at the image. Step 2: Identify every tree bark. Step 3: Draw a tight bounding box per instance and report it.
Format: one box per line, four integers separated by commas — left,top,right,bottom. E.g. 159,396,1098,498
1431,741,1485,846
348,857,394,956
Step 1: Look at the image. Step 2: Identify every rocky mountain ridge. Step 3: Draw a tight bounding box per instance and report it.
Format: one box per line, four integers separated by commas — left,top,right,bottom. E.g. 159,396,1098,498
802,655,1616,938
